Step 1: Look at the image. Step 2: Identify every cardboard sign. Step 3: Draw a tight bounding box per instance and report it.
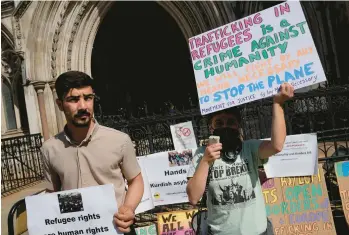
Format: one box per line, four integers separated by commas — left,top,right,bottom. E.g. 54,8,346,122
25,184,121,235
335,161,349,226
157,209,197,235
189,1,326,115
261,166,336,235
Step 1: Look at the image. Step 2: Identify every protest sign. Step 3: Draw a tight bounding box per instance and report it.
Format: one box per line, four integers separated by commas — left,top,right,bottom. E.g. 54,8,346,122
335,161,349,226
142,149,194,206
135,157,155,214
135,224,157,235
261,166,336,235
25,184,121,235
170,121,198,151
157,209,197,235
263,133,318,178
189,1,327,115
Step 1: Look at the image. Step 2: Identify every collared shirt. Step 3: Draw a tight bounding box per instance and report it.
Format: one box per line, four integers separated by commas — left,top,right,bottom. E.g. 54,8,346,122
41,121,141,207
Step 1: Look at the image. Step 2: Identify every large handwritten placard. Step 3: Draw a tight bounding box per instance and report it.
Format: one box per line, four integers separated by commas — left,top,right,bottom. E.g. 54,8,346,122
157,209,197,235
335,161,349,226
261,166,336,235
189,1,327,115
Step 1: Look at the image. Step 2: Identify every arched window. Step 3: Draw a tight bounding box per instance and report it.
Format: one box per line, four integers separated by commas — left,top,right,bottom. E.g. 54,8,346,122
2,79,17,130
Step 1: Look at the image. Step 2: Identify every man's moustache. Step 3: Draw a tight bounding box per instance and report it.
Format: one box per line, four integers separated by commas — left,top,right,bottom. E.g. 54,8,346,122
74,111,91,118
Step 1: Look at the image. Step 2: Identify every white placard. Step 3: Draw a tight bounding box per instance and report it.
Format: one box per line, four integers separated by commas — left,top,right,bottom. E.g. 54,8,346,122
263,133,318,178
189,1,326,115
25,184,121,235
170,121,198,150
142,149,194,206
134,157,155,214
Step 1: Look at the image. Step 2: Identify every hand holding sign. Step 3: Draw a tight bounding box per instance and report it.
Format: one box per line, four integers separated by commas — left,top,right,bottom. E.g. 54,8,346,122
273,82,294,105
114,205,135,233
203,143,222,163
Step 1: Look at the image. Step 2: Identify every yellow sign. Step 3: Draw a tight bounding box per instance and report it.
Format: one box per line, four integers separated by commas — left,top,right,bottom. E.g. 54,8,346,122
157,209,197,235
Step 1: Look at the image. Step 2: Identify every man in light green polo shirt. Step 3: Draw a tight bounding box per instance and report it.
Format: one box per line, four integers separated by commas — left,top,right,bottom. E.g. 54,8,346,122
187,82,294,235
41,71,144,235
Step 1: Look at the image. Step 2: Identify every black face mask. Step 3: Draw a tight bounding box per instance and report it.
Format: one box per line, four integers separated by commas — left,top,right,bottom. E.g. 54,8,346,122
213,128,242,161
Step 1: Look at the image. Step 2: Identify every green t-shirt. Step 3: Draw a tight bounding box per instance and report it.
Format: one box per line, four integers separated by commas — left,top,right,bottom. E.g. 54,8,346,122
187,140,268,235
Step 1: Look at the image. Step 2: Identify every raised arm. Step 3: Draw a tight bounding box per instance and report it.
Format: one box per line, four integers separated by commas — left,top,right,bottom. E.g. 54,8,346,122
259,82,294,159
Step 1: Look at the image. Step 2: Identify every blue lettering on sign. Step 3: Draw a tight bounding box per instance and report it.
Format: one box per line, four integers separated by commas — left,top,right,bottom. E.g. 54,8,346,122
247,81,265,92
213,84,245,102
289,211,329,224
268,62,315,88
336,161,349,177
199,95,210,104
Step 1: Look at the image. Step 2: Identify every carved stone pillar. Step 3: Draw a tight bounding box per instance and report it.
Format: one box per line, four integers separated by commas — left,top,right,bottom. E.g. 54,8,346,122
32,81,50,140
49,81,64,132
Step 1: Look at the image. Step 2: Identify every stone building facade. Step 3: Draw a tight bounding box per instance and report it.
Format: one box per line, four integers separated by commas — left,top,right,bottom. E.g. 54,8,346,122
1,1,349,140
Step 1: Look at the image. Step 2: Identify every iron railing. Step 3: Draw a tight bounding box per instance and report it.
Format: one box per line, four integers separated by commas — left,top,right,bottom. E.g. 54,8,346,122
131,130,349,234
95,85,349,155
94,85,349,233
1,133,44,195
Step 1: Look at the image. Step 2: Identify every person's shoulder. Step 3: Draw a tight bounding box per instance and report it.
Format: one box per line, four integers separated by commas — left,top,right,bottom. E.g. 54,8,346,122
242,139,264,154
243,139,263,146
97,125,130,139
42,131,65,150
41,131,66,157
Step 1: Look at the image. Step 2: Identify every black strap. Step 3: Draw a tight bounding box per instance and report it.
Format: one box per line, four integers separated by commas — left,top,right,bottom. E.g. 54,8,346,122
200,164,213,208
196,163,213,235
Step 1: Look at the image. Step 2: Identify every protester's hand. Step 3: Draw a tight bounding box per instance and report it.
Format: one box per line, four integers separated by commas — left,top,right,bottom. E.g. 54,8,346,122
202,143,222,163
114,205,135,233
273,82,294,105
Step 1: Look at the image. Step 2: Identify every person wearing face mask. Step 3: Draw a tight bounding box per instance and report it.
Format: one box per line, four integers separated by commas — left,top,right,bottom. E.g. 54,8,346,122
186,82,294,235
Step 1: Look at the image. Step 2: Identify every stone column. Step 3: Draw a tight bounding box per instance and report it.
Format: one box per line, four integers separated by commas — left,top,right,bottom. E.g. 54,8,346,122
49,81,64,132
32,81,50,141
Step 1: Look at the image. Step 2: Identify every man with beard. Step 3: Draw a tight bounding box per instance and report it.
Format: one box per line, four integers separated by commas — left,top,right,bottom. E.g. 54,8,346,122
186,82,294,235
41,71,144,235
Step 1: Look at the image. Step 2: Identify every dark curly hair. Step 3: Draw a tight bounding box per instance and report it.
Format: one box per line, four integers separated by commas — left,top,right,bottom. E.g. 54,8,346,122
55,71,95,100
206,107,242,124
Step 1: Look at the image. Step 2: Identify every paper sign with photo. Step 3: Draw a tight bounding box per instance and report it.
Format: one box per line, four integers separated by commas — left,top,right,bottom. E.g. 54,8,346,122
25,184,121,235
143,149,194,206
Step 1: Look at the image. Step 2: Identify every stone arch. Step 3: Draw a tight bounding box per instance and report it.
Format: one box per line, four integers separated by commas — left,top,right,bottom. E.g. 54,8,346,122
26,1,229,82
23,1,232,136
23,1,339,138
